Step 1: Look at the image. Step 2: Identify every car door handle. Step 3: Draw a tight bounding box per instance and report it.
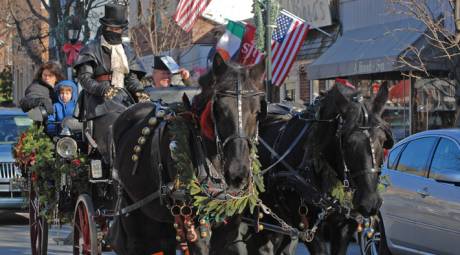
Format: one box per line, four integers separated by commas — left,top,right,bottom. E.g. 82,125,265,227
416,188,430,198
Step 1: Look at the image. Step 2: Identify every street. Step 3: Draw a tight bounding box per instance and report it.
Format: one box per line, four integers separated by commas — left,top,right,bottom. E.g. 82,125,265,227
0,211,360,255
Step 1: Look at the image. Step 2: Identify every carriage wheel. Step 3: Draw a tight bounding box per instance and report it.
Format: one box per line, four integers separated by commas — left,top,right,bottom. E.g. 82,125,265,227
29,182,48,255
73,194,99,255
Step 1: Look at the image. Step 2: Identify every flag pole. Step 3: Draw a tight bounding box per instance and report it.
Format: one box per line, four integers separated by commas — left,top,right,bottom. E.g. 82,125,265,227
265,0,274,103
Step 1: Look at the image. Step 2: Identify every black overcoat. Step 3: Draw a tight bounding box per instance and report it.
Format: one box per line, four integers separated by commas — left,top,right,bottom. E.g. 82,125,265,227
74,38,146,120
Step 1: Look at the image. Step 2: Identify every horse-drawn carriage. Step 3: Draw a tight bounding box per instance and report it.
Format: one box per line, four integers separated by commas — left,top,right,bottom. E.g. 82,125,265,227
15,55,394,255
16,86,202,255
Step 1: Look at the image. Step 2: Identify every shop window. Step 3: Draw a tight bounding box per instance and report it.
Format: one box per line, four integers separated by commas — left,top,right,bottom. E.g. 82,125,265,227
283,80,296,102
358,80,410,142
413,79,456,133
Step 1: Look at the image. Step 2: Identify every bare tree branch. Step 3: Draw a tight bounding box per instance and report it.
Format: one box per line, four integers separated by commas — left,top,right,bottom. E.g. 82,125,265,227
9,5,44,65
39,0,50,12
132,0,192,57
25,0,48,22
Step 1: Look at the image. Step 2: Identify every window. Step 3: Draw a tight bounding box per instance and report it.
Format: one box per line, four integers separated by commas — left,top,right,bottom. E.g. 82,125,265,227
396,137,437,176
0,115,32,144
387,144,404,169
413,79,457,133
429,138,460,180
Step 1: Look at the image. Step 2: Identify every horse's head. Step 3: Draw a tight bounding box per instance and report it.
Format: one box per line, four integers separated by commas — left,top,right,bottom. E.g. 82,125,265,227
197,54,266,191
328,82,394,217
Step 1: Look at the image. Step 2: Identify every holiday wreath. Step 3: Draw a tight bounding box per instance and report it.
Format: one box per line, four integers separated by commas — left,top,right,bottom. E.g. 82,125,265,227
168,115,265,223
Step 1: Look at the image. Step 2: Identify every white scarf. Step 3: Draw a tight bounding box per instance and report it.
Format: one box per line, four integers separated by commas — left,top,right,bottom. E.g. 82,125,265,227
101,35,129,89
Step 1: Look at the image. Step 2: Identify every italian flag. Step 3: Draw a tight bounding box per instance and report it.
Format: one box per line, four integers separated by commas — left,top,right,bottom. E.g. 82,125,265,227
216,21,245,61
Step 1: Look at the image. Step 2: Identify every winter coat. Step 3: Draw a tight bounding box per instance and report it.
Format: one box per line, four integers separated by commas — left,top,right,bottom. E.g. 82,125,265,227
19,80,56,114
74,37,146,120
47,80,78,134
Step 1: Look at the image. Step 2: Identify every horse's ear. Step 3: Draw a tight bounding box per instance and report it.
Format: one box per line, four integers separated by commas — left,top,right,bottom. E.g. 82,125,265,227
372,81,389,116
198,70,214,89
250,57,266,89
182,93,192,111
212,52,228,76
383,127,394,149
331,83,355,113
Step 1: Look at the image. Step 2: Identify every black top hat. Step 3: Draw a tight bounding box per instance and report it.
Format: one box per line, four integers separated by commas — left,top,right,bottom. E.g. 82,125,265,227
99,4,128,28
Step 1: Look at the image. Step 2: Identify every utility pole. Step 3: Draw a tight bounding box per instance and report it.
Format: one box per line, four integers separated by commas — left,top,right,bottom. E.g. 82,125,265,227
454,0,460,127
265,0,275,103
455,0,460,43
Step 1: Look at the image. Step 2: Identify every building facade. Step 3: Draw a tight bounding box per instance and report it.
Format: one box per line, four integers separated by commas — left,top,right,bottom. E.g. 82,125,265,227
304,0,456,139
277,0,339,105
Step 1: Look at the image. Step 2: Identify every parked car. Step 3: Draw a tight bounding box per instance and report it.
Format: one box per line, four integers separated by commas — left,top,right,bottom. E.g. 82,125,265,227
0,108,32,210
359,129,460,255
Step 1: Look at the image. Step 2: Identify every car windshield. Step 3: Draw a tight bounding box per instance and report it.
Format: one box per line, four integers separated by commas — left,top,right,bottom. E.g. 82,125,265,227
0,115,33,144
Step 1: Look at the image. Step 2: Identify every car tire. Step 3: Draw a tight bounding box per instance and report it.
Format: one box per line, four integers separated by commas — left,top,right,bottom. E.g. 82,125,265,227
358,214,392,255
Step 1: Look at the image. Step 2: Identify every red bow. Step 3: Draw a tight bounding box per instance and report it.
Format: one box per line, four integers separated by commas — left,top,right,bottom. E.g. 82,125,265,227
62,41,83,66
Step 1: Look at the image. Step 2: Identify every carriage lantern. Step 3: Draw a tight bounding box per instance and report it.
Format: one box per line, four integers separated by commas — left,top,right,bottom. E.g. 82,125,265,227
56,137,78,159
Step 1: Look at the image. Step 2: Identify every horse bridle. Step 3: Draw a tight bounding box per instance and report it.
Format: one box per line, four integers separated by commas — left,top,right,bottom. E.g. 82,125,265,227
211,72,265,161
336,98,380,190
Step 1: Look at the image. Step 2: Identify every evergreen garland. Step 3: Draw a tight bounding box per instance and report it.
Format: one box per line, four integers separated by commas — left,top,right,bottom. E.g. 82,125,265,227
13,125,89,222
330,173,389,209
253,0,265,51
253,0,280,52
168,116,265,223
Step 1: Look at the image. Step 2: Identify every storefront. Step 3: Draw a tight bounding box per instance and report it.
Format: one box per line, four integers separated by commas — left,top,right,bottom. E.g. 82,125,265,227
306,1,455,139
277,0,339,105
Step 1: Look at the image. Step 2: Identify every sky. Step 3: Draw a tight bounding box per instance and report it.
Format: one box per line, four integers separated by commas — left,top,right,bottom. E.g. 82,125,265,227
202,0,254,24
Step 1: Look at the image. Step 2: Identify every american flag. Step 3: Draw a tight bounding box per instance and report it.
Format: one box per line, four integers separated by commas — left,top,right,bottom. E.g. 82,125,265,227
271,10,309,86
174,0,211,32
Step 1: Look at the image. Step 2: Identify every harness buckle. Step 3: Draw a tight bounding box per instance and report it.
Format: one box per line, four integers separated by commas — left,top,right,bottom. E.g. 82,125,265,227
343,179,350,188
161,185,170,197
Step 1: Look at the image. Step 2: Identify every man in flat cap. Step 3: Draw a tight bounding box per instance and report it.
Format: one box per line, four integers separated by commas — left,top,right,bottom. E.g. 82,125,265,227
74,3,150,164
151,55,192,88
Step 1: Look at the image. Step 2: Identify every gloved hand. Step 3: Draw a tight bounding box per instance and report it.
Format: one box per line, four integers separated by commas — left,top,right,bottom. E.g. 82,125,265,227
135,91,151,103
104,86,120,100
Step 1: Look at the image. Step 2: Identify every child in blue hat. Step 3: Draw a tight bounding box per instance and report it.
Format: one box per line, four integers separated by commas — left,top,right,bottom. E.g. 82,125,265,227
47,80,78,135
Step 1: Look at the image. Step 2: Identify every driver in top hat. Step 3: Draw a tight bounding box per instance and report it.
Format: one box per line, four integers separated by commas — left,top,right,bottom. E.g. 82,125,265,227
74,3,150,164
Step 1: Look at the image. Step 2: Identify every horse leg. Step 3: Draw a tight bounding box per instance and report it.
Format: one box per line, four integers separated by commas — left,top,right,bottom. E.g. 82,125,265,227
121,209,177,255
189,233,210,255
275,235,298,255
304,231,328,255
210,219,251,255
329,221,357,255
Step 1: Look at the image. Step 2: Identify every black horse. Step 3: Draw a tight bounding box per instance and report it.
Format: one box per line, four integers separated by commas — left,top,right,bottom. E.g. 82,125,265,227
253,81,394,255
109,54,266,255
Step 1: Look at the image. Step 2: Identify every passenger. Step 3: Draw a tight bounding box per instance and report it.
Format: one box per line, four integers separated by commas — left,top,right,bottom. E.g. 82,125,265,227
150,55,192,88
74,3,149,164
47,80,78,135
19,61,65,115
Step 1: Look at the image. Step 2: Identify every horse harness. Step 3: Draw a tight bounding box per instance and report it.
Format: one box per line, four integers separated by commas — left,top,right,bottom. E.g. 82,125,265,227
336,97,380,193
253,97,383,242
113,73,266,253
212,72,265,163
